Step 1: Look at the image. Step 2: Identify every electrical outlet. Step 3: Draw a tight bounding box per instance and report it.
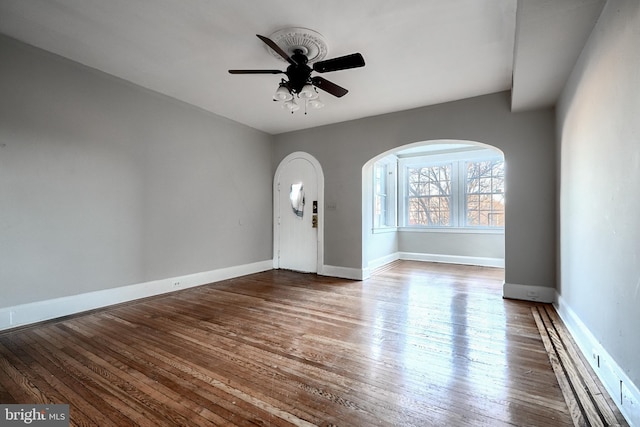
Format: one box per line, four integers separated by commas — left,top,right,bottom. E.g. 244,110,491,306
526,290,538,297
173,281,180,287
592,349,600,368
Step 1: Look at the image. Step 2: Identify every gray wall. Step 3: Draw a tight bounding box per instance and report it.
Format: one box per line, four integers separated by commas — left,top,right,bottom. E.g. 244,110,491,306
274,92,556,288
0,35,274,308
398,231,504,259
557,0,640,388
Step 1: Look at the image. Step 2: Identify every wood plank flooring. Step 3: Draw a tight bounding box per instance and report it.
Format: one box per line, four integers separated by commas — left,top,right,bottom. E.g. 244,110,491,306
532,305,627,427
0,261,607,426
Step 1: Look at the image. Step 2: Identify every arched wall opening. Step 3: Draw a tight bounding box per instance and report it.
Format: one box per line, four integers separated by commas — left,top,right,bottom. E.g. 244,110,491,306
273,92,555,300
362,139,505,278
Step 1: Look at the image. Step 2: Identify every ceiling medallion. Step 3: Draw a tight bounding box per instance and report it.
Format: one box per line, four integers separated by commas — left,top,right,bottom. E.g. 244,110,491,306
266,27,328,64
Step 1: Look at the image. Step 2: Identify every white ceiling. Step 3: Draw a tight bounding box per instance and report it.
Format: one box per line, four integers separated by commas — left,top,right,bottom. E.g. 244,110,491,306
0,0,605,135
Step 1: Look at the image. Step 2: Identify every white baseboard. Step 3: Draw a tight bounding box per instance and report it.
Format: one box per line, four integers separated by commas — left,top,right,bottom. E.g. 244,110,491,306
398,252,504,268
555,294,640,427
0,260,273,331
362,252,401,279
320,265,363,281
502,282,555,303
368,252,401,271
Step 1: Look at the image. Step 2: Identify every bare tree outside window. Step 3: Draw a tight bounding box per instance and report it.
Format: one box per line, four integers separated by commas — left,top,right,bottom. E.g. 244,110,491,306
407,164,452,226
466,160,505,227
385,148,504,230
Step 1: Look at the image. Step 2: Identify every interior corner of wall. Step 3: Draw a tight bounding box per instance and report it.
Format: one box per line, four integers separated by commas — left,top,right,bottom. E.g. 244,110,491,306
502,282,555,303
320,265,364,281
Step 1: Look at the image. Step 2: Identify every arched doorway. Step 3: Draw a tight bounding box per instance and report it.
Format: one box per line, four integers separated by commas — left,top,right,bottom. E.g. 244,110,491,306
362,139,505,277
273,152,324,273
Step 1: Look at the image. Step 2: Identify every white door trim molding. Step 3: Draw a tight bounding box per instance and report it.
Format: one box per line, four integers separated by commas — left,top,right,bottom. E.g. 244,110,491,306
273,152,324,274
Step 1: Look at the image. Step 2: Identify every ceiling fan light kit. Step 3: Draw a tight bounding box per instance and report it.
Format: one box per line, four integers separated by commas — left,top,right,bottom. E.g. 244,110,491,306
308,98,324,109
273,82,293,101
283,98,300,112
298,84,319,100
229,27,365,115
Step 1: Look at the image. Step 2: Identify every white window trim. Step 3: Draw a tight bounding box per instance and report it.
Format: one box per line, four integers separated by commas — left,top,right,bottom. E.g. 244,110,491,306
372,226,399,234
398,148,504,231
398,226,503,235
372,155,398,231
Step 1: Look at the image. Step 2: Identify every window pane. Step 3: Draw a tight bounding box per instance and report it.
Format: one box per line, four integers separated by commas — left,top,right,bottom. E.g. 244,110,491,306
489,212,504,227
467,210,479,226
407,164,452,226
465,159,505,228
374,164,387,228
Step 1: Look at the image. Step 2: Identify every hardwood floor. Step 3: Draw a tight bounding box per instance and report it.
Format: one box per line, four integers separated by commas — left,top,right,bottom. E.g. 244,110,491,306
0,261,583,426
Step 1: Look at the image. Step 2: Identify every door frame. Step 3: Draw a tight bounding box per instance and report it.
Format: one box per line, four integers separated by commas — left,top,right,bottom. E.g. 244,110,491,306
273,152,324,274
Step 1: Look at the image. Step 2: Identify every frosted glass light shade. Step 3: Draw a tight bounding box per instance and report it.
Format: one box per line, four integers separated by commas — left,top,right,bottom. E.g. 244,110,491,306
308,98,324,109
299,84,318,100
274,85,293,101
283,99,300,111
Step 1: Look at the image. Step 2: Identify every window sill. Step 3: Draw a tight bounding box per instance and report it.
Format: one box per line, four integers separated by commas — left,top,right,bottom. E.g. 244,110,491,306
372,227,399,234
398,227,504,235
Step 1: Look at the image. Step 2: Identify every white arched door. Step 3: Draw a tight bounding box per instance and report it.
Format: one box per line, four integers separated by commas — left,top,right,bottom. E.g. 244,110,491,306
274,152,324,273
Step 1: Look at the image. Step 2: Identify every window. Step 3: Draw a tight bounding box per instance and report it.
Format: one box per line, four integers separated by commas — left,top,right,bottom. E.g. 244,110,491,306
399,148,504,230
374,163,388,227
465,160,505,227
373,156,397,229
406,163,452,226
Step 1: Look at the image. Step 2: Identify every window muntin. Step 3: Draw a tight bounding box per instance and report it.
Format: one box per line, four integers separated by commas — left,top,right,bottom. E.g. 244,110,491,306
465,160,505,227
406,163,452,226
398,149,504,230
373,163,388,228
372,156,397,229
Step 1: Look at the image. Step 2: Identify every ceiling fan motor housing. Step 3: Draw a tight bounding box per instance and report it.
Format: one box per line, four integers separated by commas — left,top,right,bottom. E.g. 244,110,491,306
286,50,313,94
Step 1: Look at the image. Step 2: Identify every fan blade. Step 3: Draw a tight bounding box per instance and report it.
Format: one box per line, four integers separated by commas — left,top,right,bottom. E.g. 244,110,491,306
229,69,283,74
313,53,365,73
256,34,297,66
311,76,349,98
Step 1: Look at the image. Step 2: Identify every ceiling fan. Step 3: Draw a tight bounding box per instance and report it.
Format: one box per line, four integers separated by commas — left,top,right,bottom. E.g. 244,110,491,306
229,29,365,112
